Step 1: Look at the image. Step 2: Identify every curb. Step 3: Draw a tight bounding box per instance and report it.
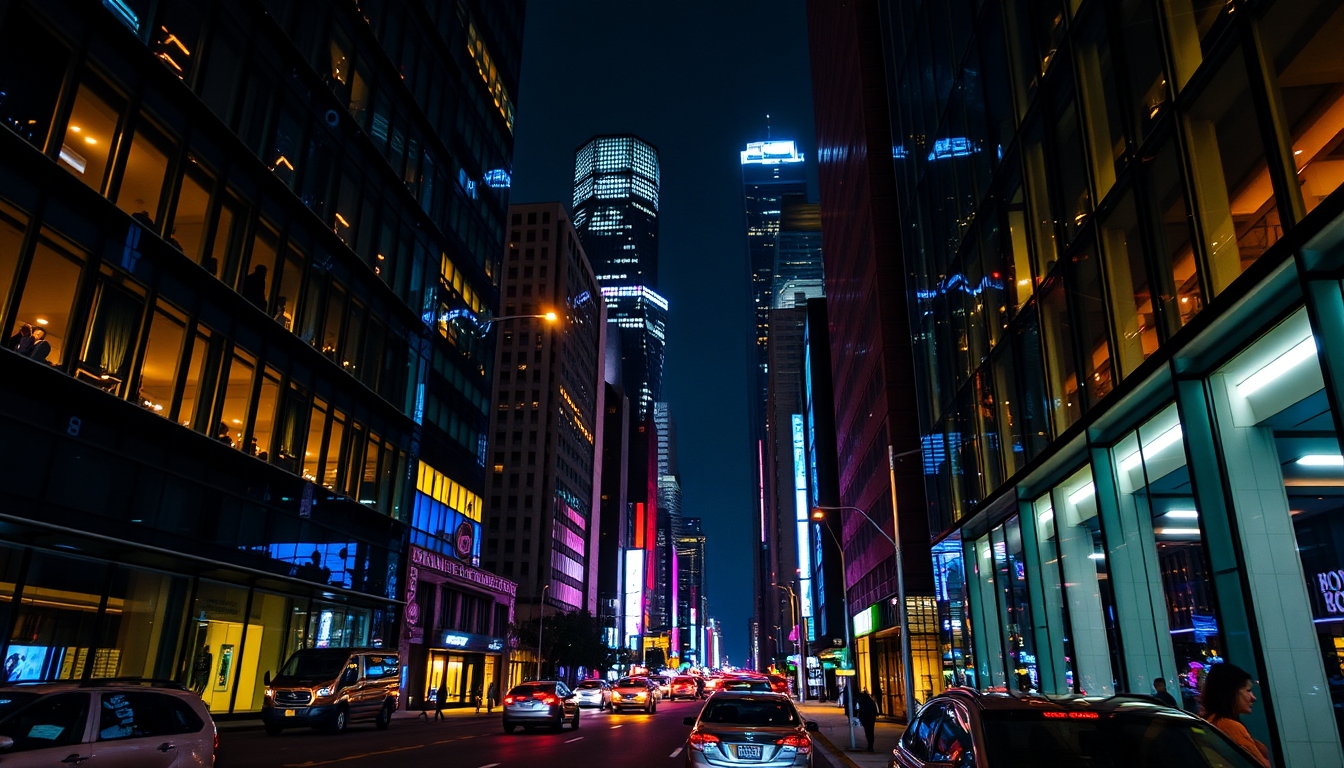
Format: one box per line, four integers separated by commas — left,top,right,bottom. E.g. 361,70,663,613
811,728,864,768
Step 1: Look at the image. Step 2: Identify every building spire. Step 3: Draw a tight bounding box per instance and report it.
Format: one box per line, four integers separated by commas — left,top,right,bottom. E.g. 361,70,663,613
766,113,771,140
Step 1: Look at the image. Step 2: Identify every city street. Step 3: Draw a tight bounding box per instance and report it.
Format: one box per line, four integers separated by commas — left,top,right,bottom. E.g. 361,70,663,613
218,698,840,768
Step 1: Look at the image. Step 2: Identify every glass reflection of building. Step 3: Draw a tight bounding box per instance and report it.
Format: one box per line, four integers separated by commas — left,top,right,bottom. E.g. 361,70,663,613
881,0,1344,763
0,0,523,714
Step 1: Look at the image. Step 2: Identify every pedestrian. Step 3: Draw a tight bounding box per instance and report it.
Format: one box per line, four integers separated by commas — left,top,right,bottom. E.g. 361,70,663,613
473,683,484,714
872,682,882,715
1200,663,1270,768
838,681,848,710
434,677,449,722
695,675,705,700
487,680,498,713
27,328,50,363
8,322,32,356
854,688,879,753
242,264,268,308
1152,676,1178,708
191,645,212,695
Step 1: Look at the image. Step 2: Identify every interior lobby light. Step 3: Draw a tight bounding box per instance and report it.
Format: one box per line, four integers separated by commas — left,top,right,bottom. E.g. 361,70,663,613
1155,528,1200,536
1120,424,1184,471
1297,454,1344,467
1088,553,1106,560
1068,483,1095,507
1237,337,1317,397
1165,510,1199,519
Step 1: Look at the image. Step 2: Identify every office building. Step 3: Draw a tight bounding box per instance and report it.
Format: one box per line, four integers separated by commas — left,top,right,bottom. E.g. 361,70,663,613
484,203,606,619
805,0,936,720
0,0,524,713
574,135,665,420
773,195,824,300
875,0,1344,764
677,517,707,665
595,379,630,650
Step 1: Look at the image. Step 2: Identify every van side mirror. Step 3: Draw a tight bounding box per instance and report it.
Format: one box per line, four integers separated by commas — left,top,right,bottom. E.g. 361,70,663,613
264,671,271,686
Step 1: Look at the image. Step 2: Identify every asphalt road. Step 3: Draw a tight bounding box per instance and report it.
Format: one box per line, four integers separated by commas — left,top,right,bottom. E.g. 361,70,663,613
218,698,841,768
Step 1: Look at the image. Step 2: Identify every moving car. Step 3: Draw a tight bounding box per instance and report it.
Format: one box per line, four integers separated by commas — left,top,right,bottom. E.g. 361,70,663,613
261,648,400,735
683,691,818,767
670,676,699,700
502,681,580,733
720,677,773,693
0,679,217,767
611,677,658,713
572,679,613,710
890,687,1270,768
650,675,672,699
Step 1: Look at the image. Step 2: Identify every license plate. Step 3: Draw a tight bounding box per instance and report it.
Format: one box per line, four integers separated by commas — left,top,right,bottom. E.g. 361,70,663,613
284,709,296,717
736,744,762,759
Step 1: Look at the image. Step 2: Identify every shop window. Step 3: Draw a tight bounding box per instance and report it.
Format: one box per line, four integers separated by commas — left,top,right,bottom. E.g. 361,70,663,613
274,244,305,332
238,592,301,712
12,228,87,367
177,326,214,430
0,8,70,148
1099,191,1158,377
216,348,256,450
1108,404,1222,709
9,551,108,681
1259,0,1344,217
1073,5,1126,202
78,277,144,395
0,201,30,325
59,74,123,193
302,397,330,483
1025,492,1075,693
1162,0,1233,91
1063,239,1113,407
184,581,250,714
115,117,174,228
252,367,280,461
135,302,186,416
1183,48,1282,295
1038,278,1081,432
1142,136,1203,332
1116,0,1169,141
171,159,214,262
308,602,369,649
94,567,188,680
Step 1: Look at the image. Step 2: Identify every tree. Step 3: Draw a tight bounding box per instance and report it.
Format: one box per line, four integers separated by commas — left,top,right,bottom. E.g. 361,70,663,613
512,609,616,683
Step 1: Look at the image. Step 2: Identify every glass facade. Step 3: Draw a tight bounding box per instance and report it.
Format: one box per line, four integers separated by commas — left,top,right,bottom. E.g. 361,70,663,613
884,0,1344,763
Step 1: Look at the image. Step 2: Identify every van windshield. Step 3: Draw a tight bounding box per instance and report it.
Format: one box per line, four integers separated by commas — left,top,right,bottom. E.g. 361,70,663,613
279,650,350,679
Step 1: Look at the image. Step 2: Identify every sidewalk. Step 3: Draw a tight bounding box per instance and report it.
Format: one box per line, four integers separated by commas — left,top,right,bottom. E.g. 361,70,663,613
797,701,904,768
215,705,498,732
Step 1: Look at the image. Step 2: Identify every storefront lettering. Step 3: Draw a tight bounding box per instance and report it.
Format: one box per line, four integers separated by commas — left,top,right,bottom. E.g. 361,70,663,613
1316,570,1344,613
409,546,517,596
444,634,469,647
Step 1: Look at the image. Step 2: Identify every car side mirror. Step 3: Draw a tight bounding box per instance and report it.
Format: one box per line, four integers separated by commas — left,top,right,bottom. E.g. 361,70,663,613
683,716,697,726
805,721,819,732
0,735,12,751
264,671,271,686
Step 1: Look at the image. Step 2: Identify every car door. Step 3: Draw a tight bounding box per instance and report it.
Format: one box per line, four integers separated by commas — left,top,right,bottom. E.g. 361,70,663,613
555,684,575,718
891,703,942,767
0,692,94,768
89,691,198,768
927,703,975,768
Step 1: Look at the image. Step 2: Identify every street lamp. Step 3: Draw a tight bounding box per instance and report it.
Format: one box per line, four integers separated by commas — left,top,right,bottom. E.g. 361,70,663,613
483,310,558,329
771,582,805,704
536,583,550,680
812,501,917,723
810,509,856,750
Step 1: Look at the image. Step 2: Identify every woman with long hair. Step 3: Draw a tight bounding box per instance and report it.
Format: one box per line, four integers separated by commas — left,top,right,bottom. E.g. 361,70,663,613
1200,663,1271,767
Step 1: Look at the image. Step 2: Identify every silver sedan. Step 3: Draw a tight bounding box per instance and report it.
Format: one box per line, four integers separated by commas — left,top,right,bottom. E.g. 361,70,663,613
683,692,819,767
502,681,580,733
572,679,613,709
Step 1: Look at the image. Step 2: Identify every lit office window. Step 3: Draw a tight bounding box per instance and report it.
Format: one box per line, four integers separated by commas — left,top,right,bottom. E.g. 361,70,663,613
60,74,123,193
12,229,86,367
115,116,174,228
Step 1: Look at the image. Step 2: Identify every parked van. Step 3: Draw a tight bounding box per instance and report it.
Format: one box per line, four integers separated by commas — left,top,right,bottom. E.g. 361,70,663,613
261,648,399,735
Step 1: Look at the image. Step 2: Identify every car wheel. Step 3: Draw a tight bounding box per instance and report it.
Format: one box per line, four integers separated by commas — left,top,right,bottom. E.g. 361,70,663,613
504,722,516,734
375,701,393,730
552,714,565,733
572,709,581,730
329,706,348,735
264,723,284,737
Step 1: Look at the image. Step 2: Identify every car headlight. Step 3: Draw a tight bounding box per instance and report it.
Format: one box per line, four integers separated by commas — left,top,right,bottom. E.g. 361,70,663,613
265,687,274,699
635,692,647,699
316,687,334,697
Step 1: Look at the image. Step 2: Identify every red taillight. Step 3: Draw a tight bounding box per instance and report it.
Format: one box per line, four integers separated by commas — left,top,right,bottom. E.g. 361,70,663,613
1043,711,1099,719
776,734,812,754
504,696,515,705
543,695,559,705
689,731,721,752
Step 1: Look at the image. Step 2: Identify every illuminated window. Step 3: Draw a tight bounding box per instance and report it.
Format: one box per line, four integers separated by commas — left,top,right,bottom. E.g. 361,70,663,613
60,74,123,194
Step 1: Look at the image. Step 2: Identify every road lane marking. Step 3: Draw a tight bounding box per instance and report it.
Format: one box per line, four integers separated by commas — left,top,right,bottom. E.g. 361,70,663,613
565,736,584,743
477,764,500,768
282,744,427,766
669,747,684,758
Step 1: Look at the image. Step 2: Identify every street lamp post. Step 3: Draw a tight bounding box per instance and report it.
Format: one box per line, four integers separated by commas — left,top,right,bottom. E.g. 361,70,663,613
813,500,918,723
771,582,805,704
536,583,550,680
480,310,558,329
810,510,856,750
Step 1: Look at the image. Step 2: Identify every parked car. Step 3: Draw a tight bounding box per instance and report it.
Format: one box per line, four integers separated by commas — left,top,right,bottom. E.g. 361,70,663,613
0,679,216,767
610,677,658,713
572,679,612,709
261,648,400,736
669,676,698,700
889,687,1269,768
683,691,818,767
501,681,580,733
649,675,672,699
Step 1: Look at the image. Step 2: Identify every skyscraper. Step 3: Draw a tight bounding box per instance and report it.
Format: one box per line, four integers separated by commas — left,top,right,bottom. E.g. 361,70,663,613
653,401,682,644
484,203,606,617
677,517,708,665
574,135,666,420
773,195,824,302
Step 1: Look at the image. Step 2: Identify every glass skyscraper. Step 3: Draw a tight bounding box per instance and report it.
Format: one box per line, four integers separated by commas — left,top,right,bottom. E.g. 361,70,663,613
573,134,665,419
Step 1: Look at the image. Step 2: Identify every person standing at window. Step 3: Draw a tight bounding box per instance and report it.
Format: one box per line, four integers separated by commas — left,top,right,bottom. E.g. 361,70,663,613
1200,663,1271,767
242,264,268,308
1152,677,1178,708
28,327,50,363
8,322,32,355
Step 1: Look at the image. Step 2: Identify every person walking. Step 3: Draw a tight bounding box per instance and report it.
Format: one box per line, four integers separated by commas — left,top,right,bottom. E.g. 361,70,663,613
1152,676,1178,708
434,677,449,722
854,689,879,753
487,680,499,713
695,675,706,700
472,683,484,714
1200,663,1270,768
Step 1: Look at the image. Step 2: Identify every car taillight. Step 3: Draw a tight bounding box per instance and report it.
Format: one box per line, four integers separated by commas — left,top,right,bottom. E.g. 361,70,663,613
543,695,559,705
504,696,515,705
689,731,721,752
776,734,811,754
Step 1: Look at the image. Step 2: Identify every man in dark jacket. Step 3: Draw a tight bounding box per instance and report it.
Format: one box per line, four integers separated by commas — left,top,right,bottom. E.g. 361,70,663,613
854,689,878,752
27,328,50,363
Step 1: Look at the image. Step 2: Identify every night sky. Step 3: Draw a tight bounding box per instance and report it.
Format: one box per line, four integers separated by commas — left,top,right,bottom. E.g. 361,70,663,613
509,0,819,662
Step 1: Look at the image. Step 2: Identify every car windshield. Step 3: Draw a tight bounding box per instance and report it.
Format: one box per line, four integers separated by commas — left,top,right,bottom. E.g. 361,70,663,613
982,710,1263,768
509,684,554,696
702,698,799,726
615,678,645,687
0,693,40,721
576,681,603,689
723,679,771,690
278,650,350,679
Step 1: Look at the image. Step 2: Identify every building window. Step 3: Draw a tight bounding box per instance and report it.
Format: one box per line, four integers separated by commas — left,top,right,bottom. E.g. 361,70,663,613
78,277,144,396
115,115,174,228
0,9,71,148
1099,191,1157,378
135,302,187,416
171,159,215,263
59,73,124,194
12,228,87,367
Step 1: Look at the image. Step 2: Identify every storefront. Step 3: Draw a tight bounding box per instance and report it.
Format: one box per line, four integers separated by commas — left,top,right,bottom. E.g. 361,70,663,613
401,545,514,711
